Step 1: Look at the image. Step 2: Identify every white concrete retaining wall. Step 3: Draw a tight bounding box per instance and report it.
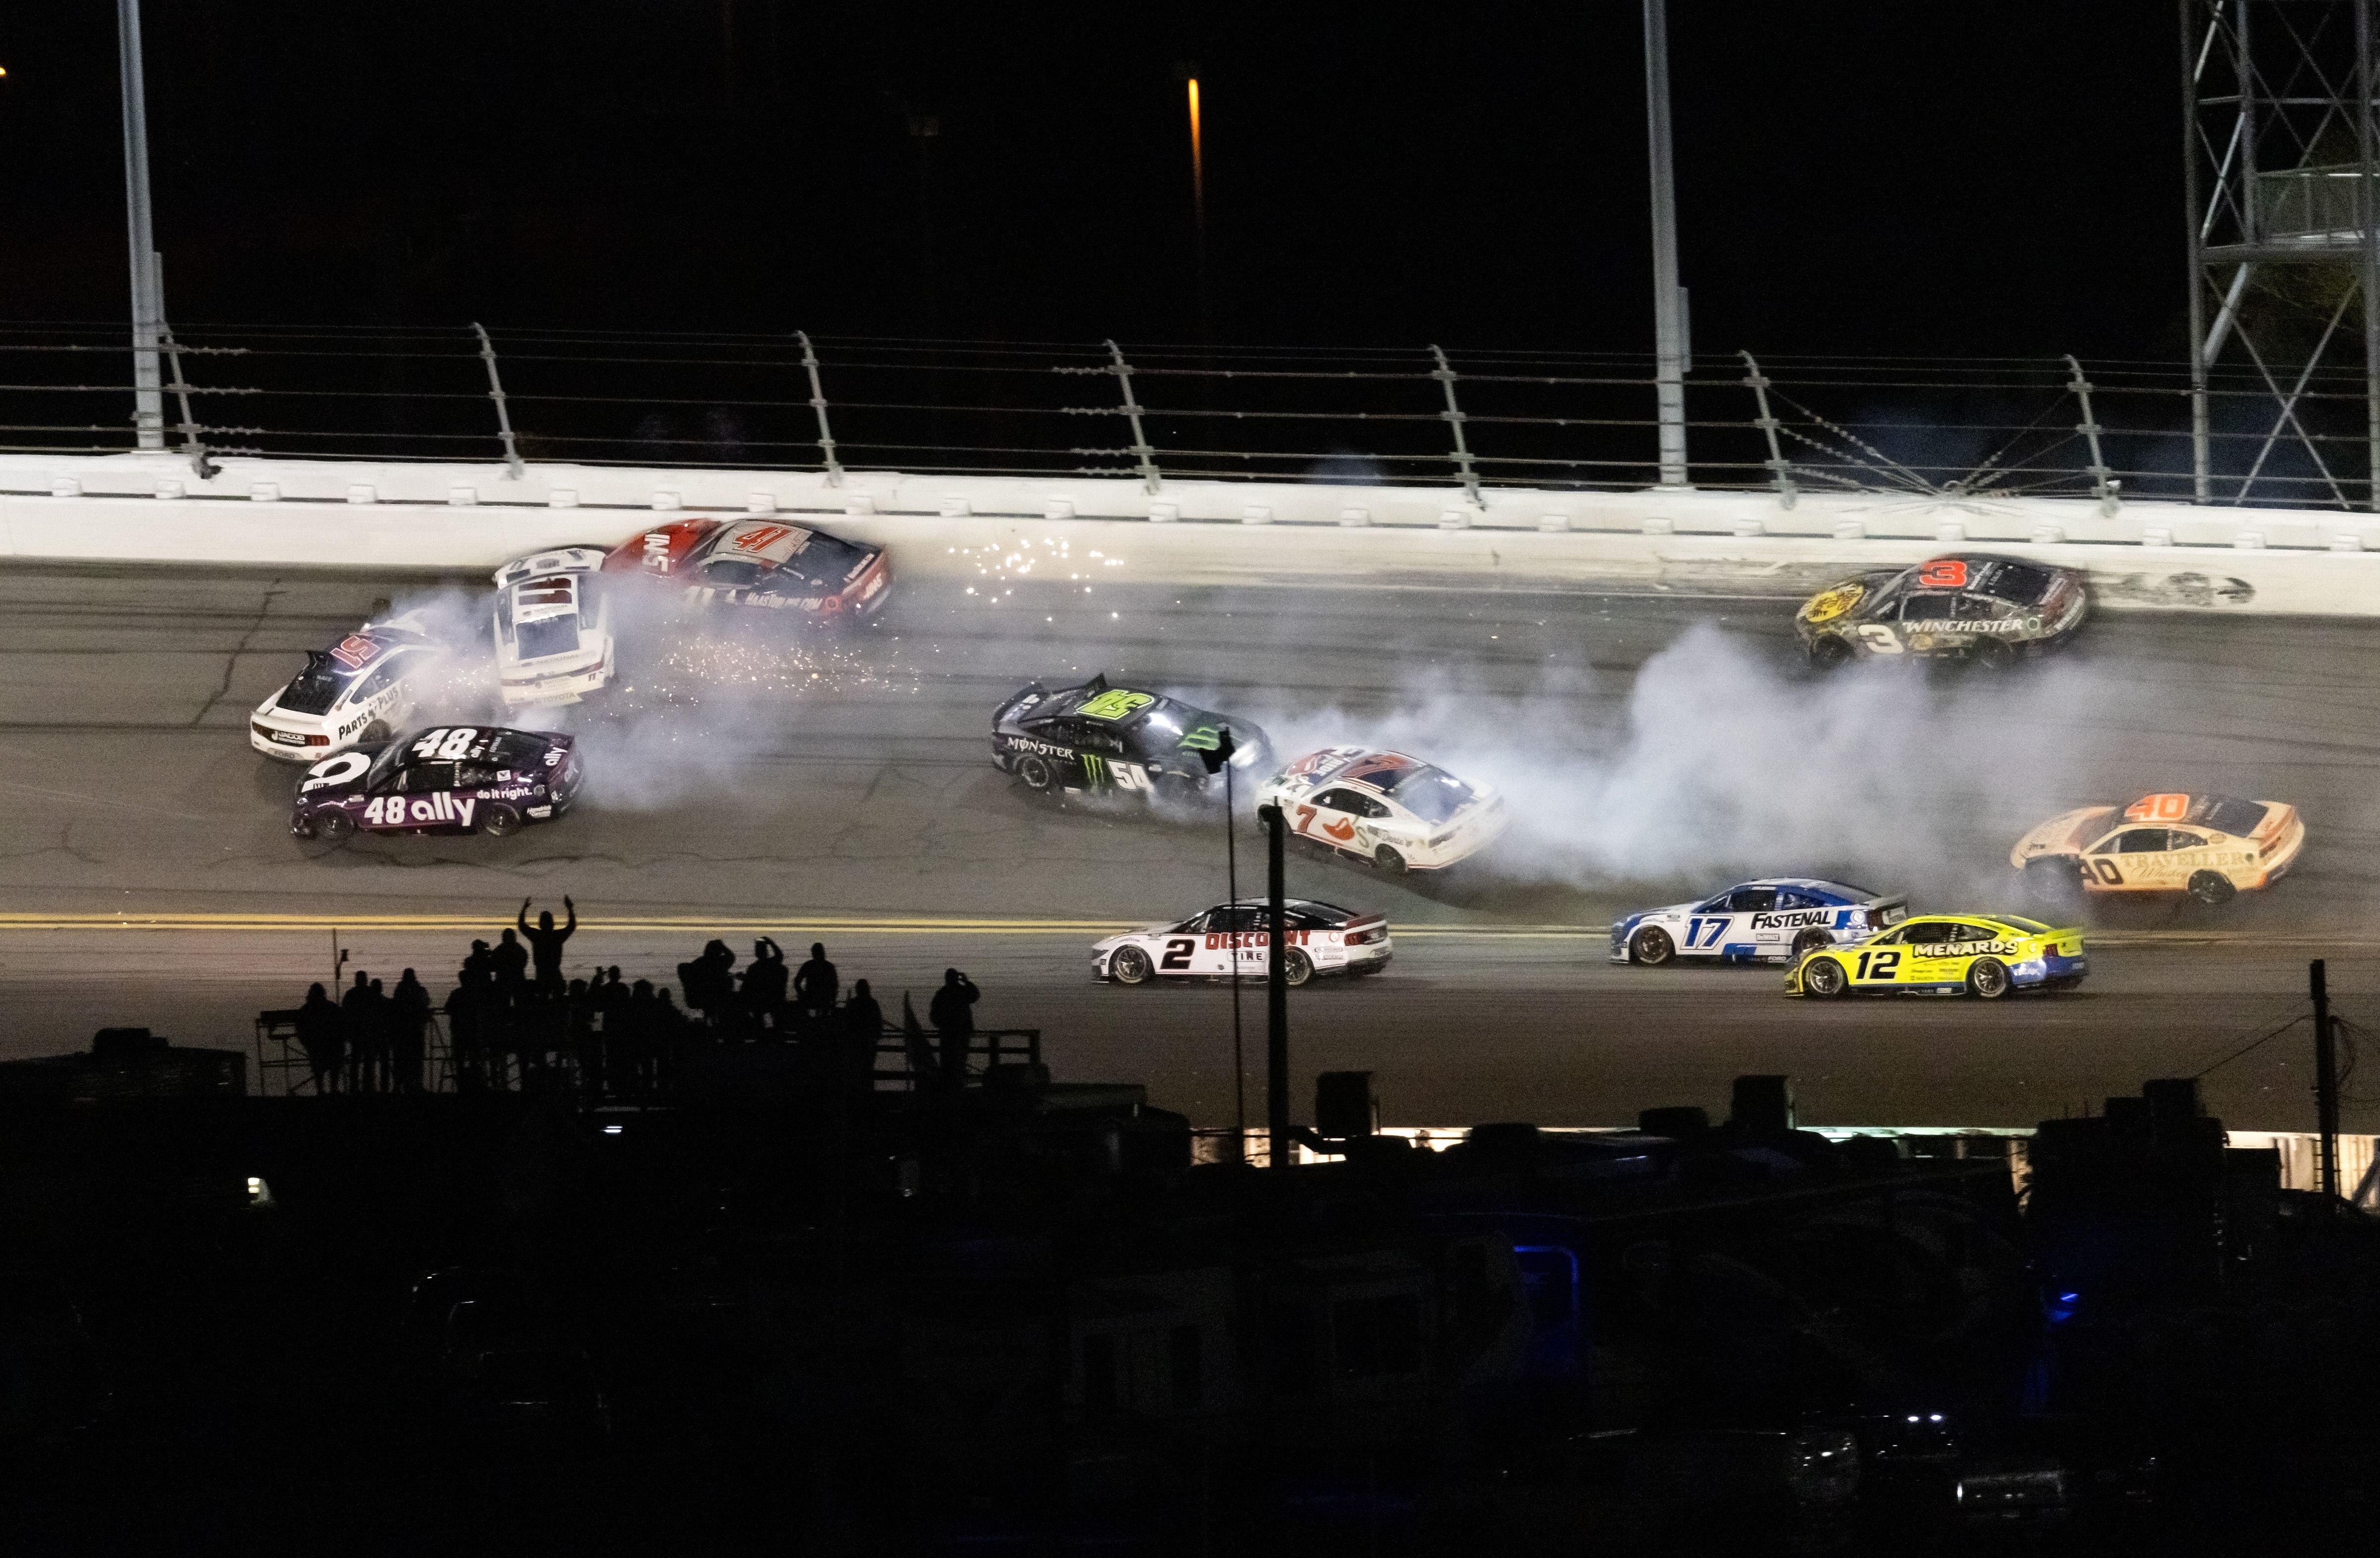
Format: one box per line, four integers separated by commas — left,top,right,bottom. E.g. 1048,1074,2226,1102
3,452,2377,615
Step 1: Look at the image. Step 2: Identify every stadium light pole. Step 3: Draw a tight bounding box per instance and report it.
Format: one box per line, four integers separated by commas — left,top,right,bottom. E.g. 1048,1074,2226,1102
116,0,166,451
1643,0,1688,486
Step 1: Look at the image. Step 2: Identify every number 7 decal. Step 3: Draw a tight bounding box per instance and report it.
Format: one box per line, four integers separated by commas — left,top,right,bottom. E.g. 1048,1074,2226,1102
1293,804,1317,835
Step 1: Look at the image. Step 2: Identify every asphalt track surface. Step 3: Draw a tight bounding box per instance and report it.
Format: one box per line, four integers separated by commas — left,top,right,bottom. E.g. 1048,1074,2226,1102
4,559,2379,1135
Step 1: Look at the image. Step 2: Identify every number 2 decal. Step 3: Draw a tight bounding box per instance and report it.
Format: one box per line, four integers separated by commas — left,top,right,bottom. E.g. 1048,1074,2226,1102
1855,950,1903,979
1917,558,1970,589
1160,938,1195,971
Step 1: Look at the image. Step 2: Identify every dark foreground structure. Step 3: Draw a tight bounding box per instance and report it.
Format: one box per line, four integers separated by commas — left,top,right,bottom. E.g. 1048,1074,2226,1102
3,1039,2377,1555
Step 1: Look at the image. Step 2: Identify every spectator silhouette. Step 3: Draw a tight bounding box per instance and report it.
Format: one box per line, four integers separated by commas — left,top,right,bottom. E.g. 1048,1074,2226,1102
341,972,378,1094
653,987,690,1089
519,897,577,993
391,969,431,1092
929,969,979,1087
743,938,789,1032
493,928,529,988
842,978,883,1096
363,977,394,1093
462,938,494,984
794,942,839,1023
677,939,737,1027
296,982,345,1095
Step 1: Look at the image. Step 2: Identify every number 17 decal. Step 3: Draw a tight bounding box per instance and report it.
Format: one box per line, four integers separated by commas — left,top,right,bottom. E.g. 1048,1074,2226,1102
1685,918,1729,949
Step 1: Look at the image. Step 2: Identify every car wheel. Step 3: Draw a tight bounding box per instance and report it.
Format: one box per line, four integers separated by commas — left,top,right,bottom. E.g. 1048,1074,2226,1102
1283,948,1314,987
1971,639,2013,673
1109,945,1154,985
1629,926,1675,967
1967,958,2013,999
2025,855,2086,909
1791,928,1833,959
1014,753,1058,793
1373,846,1408,874
359,721,391,743
482,803,523,838
1802,956,1849,997
313,808,355,843
1808,635,1854,670
2188,870,2237,907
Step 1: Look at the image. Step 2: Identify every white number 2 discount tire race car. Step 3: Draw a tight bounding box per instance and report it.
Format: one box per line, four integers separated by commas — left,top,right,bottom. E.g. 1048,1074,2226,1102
1093,900,1391,986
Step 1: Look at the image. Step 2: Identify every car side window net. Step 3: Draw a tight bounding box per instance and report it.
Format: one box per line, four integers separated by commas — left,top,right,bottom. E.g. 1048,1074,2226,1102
1729,888,1778,912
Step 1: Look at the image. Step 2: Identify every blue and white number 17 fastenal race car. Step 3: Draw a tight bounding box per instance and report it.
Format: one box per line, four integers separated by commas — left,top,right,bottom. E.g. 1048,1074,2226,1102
1612,878,1908,966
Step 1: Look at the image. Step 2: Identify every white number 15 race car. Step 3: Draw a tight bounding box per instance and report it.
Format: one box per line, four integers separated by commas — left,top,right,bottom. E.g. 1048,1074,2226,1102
1094,900,1391,986
1612,878,1908,966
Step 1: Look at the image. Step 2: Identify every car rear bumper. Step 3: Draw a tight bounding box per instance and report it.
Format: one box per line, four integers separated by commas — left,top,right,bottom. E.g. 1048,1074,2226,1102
251,720,337,760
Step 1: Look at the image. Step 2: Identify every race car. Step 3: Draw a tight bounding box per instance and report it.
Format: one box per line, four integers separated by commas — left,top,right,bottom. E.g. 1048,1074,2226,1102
1796,554,2087,667
1255,748,1507,873
1786,913,2086,1000
2010,791,2305,906
291,726,583,843
1093,899,1390,986
1611,877,1908,966
249,610,443,761
494,549,614,708
992,676,1271,801
600,516,890,621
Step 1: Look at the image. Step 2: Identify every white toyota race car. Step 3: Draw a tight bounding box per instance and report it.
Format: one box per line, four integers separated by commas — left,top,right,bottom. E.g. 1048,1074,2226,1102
1094,899,1391,986
494,548,615,708
1611,877,1908,966
1255,748,1507,873
249,611,443,761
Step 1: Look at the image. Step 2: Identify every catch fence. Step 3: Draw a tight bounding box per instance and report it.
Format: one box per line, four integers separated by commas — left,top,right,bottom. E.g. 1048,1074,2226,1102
2,320,2371,510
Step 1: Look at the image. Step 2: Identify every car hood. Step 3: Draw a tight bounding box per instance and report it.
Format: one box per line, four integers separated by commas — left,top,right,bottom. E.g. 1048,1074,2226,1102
1092,923,1175,954
1614,900,1699,930
2009,806,2118,866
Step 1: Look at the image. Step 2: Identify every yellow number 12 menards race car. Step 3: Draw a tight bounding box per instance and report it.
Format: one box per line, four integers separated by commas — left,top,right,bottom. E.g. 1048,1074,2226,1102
1785,913,2086,1000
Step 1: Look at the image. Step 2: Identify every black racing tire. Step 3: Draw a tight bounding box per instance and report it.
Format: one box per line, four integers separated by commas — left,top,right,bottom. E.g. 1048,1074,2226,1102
1373,846,1408,874
2025,855,2086,910
1629,926,1676,967
1808,635,1855,670
482,803,523,838
1801,956,1849,998
1282,948,1314,987
312,808,355,843
1151,772,1201,806
2188,870,2237,907
1967,958,2013,999
1109,945,1154,985
1970,639,2014,673
1791,928,1834,959
1014,753,1059,793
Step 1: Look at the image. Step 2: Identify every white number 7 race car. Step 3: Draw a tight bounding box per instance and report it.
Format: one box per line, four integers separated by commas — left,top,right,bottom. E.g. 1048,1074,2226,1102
1094,900,1391,986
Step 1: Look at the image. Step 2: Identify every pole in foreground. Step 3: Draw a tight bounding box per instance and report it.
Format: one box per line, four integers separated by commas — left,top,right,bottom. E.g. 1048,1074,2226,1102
2312,958,2340,1200
1194,728,1246,1158
1260,802,1290,1168
1642,0,1687,487
117,0,165,451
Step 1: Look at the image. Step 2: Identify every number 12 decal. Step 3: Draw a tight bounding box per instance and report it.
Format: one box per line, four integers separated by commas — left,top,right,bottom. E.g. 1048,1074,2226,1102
1855,950,1902,979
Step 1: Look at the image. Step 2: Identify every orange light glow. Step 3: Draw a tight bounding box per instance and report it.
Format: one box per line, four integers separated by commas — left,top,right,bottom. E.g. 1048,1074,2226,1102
1187,78,1204,189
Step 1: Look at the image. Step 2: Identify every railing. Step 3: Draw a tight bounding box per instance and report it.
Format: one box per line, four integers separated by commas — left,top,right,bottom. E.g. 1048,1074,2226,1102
6,322,2378,510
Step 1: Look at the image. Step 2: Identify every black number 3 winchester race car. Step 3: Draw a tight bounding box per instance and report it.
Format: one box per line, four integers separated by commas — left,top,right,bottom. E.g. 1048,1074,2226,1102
291,727,583,843
1795,554,2088,668
992,675,1271,801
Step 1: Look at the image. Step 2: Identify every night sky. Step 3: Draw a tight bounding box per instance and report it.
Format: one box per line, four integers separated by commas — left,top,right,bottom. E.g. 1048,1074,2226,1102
3,3,2180,359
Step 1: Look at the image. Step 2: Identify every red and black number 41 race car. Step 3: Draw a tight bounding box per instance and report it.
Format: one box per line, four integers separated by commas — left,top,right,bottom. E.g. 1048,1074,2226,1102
291,727,583,843
601,517,890,621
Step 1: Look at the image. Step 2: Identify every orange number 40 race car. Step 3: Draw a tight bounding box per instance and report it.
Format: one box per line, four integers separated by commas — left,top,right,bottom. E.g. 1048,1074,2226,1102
2009,792,2305,907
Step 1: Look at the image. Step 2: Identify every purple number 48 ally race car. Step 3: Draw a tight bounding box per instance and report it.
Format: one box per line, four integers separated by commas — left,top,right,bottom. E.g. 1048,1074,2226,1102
291,726,583,842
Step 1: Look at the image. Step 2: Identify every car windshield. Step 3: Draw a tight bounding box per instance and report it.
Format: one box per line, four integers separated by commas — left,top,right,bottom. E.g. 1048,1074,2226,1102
487,732,551,768
2191,796,2270,835
1374,764,1475,824
784,531,871,586
515,615,581,661
1985,562,2056,604
278,657,354,716
366,742,406,788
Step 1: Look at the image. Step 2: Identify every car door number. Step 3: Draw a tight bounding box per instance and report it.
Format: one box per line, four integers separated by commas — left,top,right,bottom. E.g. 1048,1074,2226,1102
2088,859,2123,885
1684,917,1730,949
1856,624,1904,654
1854,950,1903,979
1160,938,1195,971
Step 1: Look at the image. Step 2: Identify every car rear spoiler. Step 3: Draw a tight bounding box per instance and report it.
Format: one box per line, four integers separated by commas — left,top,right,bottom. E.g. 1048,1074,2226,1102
1868,896,1908,924
993,682,1050,726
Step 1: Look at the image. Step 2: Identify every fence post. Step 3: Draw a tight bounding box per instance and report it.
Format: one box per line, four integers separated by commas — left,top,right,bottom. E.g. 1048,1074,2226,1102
1106,340,1161,494
472,322,526,480
1429,345,1484,510
154,267,216,480
2064,354,2120,517
1738,350,1796,510
796,330,844,487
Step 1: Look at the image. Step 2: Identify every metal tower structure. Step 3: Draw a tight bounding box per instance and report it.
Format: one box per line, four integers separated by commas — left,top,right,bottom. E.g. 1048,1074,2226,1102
2185,0,2380,508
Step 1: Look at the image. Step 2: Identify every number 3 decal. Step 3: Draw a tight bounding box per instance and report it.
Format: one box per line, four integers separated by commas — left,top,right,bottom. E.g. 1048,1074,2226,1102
1856,624,1905,654
1917,558,1970,589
